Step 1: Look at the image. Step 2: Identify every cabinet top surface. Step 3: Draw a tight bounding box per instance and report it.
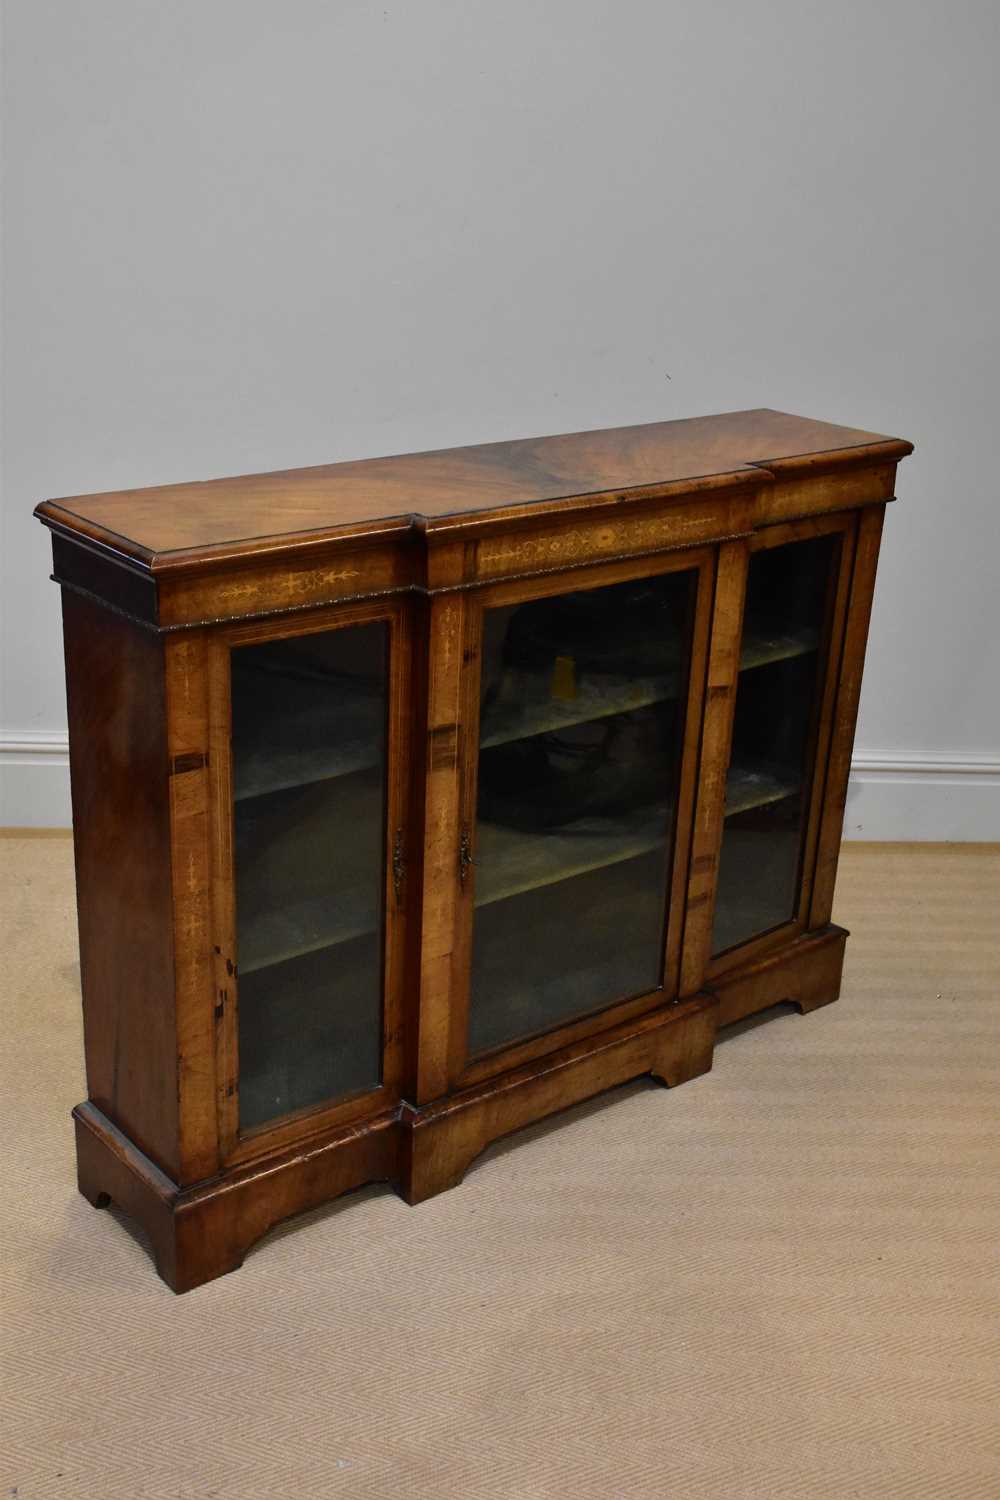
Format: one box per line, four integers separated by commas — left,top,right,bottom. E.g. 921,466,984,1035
36,408,912,569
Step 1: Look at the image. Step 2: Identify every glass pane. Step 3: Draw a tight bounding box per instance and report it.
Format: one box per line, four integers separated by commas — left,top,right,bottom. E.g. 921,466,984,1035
468,570,695,1056
712,534,839,955
231,623,388,1130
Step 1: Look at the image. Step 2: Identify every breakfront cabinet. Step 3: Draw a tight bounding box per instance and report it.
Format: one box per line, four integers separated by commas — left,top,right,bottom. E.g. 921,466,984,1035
37,408,912,1291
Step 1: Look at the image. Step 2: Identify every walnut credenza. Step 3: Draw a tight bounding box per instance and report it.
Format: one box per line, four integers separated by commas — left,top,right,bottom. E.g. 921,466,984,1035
37,407,913,1291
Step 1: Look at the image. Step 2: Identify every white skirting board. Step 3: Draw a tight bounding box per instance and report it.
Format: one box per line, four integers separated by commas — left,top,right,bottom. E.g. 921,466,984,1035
0,732,74,830
843,754,1000,842
1,732,999,840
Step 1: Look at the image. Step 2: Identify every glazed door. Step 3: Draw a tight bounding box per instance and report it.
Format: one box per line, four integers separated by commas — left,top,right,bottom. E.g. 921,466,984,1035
709,516,856,969
447,549,714,1084
209,601,412,1159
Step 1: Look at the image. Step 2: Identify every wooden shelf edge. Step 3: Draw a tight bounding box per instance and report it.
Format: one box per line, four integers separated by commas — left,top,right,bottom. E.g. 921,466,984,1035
238,761,803,974
231,627,820,808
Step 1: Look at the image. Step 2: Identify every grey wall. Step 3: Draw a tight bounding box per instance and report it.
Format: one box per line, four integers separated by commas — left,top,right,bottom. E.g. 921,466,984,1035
3,0,998,831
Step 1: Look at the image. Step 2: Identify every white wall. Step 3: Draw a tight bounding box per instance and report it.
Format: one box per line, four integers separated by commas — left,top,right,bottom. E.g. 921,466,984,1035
2,0,998,833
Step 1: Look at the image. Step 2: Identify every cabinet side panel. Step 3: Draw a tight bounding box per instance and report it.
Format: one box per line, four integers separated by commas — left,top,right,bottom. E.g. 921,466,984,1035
62,589,180,1178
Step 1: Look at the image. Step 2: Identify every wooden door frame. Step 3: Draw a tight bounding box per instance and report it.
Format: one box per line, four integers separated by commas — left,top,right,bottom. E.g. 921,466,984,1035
205,594,415,1169
414,543,719,1101
681,509,862,992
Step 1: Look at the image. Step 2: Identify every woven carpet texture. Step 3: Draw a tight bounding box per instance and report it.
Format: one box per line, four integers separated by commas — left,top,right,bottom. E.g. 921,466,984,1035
2,838,999,1499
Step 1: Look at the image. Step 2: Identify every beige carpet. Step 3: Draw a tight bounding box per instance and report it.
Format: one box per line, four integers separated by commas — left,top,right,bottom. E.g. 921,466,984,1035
2,838,998,1499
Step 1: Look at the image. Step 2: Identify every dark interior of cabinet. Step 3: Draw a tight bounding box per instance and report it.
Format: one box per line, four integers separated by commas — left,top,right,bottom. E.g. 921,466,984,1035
230,623,389,1131
467,570,696,1056
712,533,841,956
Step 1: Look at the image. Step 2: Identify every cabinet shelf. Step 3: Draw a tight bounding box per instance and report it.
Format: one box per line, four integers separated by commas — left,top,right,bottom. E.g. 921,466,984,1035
238,760,803,976
480,624,818,750
480,666,681,750
239,889,376,975
474,804,671,907
235,770,384,975
233,625,819,804
739,621,819,673
475,763,800,907
724,764,800,817
232,667,384,802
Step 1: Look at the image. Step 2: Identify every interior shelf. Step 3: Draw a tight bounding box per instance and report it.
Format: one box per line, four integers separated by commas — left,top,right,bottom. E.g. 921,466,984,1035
738,621,818,674
238,758,802,976
480,666,682,749
239,886,376,975
237,933,382,1128
724,764,800,817
232,625,819,804
475,763,799,908
235,769,385,974
479,623,818,749
474,804,671,908
233,665,384,802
